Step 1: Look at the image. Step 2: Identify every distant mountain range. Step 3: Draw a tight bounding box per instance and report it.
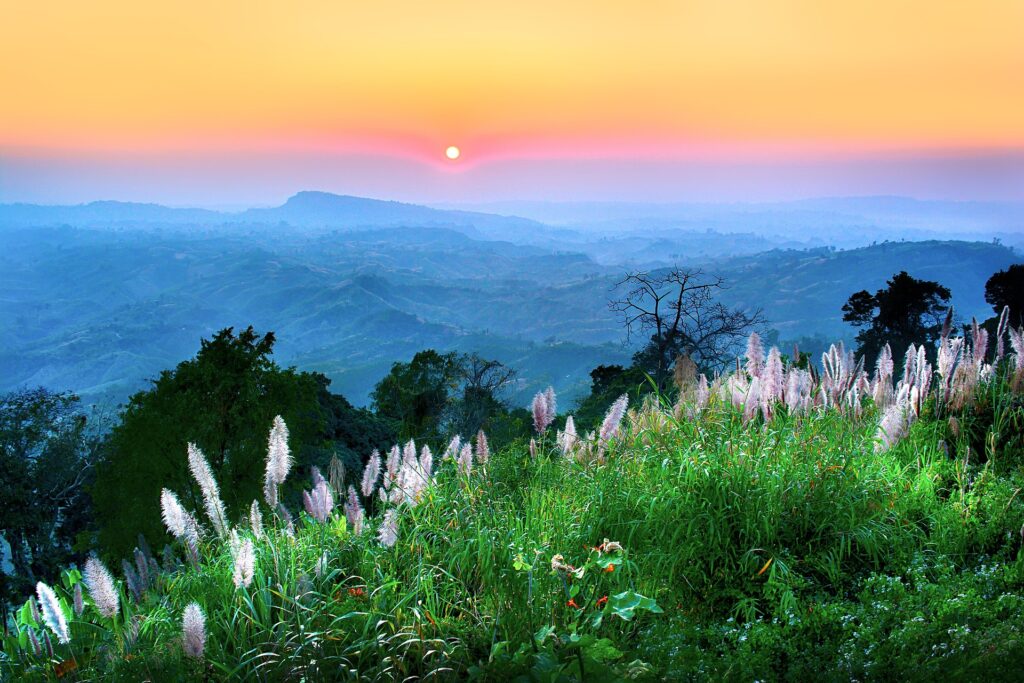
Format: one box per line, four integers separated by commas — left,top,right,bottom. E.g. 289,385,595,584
1,192,1020,409
0,191,546,238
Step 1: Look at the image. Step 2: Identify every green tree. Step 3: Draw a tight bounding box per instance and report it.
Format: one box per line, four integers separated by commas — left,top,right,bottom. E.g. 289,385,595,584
985,264,1024,324
93,327,338,558
573,364,651,431
0,388,101,620
371,350,463,442
446,353,517,438
315,374,398,481
842,271,952,366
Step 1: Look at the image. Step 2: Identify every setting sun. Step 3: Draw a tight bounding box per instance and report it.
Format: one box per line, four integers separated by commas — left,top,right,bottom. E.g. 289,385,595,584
445,145,461,160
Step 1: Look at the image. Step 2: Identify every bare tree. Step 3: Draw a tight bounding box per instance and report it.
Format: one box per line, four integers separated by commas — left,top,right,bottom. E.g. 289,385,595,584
443,354,518,437
610,267,764,389
459,353,517,398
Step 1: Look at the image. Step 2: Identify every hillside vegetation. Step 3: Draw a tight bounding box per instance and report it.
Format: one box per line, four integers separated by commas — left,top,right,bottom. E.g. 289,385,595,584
5,319,1024,681
1,208,1015,408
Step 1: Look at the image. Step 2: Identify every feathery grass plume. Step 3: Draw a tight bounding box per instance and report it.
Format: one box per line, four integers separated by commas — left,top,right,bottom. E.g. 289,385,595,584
599,394,629,445
378,508,400,547
345,485,365,534
875,400,909,453
264,415,291,508
160,488,201,566
673,353,697,394
122,559,142,602
971,317,989,365
995,306,1010,362
311,465,325,488
361,449,381,498
157,491,188,540
384,445,401,492
1008,323,1024,388
419,444,434,479
315,551,329,578
443,435,461,460
784,368,808,413
559,415,578,456
30,593,40,623
475,430,490,465
743,376,761,424
940,306,954,341
36,582,70,644
457,443,473,475
543,386,557,426
276,503,295,537
1009,324,1024,363
158,489,189,540
872,344,894,407
73,582,84,617
249,499,264,539
187,442,229,537
43,631,54,659
695,374,710,410
312,478,334,522
761,347,784,406
27,628,41,656
403,439,417,469
328,455,345,497
532,391,553,434
84,556,120,619
232,538,255,588
745,332,765,378
136,533,154,565
725,374,747,410
529,438,537,459
134,548,150,591
181,602,206,658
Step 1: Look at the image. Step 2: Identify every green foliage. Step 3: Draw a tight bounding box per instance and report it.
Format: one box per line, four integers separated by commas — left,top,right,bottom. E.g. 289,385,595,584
573,364,653,431
371,350,464,442
5,374,1024,681
371,350,525,447
315,374,399,479
0,388,101,621
92,327,367,558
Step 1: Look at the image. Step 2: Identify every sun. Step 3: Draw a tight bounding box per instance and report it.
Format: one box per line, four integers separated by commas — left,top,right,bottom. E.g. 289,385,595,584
445,145,461,160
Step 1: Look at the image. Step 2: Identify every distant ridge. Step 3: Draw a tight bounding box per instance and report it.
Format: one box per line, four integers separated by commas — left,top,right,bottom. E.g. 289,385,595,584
0,191,548,236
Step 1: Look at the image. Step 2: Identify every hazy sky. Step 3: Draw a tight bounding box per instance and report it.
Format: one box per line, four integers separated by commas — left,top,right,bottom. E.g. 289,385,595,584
2,1,1023,205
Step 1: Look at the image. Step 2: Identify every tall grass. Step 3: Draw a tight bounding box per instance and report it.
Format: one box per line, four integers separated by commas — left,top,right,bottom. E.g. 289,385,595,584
4,322,1024,680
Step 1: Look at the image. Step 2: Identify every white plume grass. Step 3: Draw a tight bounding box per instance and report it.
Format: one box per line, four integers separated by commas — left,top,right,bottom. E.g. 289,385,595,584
232,538,256,589
36,582,70,644
264,415,291,508
83,556,120,619
187,443,228,538
182,602,206,658
361,449,381,498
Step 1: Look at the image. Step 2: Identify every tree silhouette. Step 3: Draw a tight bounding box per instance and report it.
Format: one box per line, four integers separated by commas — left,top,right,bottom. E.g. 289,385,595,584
610,267,763,390
842,271,952,366
985,264,1024,324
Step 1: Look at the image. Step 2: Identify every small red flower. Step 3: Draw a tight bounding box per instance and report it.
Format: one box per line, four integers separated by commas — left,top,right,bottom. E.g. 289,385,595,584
604,564,615,573
596,595,608,608
567,599,580,609
348,587,366,598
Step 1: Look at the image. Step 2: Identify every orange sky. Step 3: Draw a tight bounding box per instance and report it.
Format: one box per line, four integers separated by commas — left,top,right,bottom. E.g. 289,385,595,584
3,0,1023,164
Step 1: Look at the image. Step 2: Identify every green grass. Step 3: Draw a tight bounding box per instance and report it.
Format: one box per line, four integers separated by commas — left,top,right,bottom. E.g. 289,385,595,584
5,378,1024,681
